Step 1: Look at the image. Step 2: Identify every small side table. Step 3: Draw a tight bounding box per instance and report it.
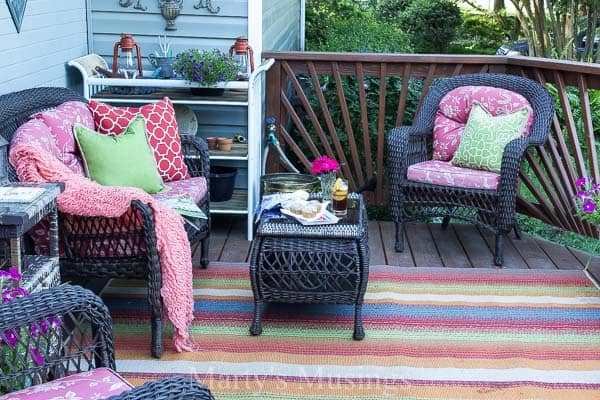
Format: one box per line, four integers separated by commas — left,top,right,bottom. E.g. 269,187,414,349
0,182,63,293
250,193,369,340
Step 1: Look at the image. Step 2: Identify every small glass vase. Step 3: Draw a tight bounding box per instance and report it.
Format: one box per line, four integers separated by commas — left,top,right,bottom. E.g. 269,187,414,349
319,171,337,202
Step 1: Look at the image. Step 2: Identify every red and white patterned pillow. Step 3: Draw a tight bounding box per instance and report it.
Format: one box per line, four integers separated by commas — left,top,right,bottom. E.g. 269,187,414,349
88,98,189,182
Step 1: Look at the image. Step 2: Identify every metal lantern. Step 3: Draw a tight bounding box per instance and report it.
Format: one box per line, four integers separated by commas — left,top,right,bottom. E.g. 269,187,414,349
229,36,254,80
112,33,143,78
159,0,183,31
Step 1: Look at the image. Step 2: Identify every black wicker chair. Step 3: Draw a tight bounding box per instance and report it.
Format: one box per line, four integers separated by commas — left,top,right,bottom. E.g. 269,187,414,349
387,73,554,266
0,87,211,358
0,285,214,399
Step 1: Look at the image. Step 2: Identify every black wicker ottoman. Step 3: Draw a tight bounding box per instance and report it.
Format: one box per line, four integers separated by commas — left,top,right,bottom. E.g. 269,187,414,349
250,193,369,340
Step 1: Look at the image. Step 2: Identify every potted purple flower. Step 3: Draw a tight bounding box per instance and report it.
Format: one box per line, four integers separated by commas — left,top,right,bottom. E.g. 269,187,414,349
173,48,239,95
311,156,340,201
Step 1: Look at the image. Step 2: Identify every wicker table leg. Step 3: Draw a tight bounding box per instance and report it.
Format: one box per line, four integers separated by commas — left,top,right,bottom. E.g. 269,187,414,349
353,302,365,340
250,299,263,335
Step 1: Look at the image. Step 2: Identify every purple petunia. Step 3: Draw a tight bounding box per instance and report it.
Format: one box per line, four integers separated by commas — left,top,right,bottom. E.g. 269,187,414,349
1,328,20,347
582,200,597,213
29,347,44,366
576,177,587,187
2,286,29,302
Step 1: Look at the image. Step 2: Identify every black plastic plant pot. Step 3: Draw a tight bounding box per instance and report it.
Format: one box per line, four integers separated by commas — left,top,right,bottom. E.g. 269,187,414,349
210,166,238,202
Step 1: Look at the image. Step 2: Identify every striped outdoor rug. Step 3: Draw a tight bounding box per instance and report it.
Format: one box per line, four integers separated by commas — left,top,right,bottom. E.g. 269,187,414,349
103,263,600,400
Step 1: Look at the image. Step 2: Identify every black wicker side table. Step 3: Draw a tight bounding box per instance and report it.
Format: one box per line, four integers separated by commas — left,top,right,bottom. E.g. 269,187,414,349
0,182,63,293
250,193,369,340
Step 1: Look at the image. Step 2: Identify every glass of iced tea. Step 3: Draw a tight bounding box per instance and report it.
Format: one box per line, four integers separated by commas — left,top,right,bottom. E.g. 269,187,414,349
332,179,349,216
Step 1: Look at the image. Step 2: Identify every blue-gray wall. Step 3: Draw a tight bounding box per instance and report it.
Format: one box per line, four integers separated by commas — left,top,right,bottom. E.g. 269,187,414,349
262,0,301,52
89,0,248,70
0,0,88,95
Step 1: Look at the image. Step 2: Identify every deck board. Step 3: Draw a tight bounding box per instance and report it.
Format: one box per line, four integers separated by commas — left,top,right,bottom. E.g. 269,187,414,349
206,217,597,283
429,223,471,268
406,223,444,268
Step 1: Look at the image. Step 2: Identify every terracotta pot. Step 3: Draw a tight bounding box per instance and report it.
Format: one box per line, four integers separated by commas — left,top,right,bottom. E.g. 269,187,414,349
206,136,217,150
217,137,233,151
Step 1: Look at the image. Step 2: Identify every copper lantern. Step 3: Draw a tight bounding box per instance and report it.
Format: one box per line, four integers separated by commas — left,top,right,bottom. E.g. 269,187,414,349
112,33,143,78
229,36,254,80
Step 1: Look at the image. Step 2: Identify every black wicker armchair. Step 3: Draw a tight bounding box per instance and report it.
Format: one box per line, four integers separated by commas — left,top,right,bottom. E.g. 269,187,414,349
0,285,214,399
387,73,554,266
0,87,211,358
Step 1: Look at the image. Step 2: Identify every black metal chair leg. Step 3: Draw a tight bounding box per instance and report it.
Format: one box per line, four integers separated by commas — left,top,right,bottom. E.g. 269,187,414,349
494,233,504,266
200,237,209,268
151,315,163,358
395,220,404,252
441,216,451,230
514,223,522,240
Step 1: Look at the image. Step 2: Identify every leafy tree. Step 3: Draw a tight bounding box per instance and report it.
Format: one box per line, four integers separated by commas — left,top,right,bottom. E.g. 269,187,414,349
398,0,462,53
305,0,368,50
370,0,412,22
508,0,600,61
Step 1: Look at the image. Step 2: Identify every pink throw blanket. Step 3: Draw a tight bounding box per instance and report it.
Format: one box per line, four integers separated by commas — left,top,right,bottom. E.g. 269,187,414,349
10,145,196,352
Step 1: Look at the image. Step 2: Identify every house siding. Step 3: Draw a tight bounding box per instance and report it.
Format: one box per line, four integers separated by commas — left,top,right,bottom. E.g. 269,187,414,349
0,0,88,95
88,0,248,70
262,0,301,51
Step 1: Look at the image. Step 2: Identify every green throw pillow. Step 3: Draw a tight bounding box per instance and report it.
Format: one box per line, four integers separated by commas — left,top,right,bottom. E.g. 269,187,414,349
74,115,165,194
451,102,530,173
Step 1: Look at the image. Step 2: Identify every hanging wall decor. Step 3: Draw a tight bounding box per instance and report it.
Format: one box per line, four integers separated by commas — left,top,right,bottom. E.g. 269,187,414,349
118,0,147,10
6,0,27,33
194,0,219,13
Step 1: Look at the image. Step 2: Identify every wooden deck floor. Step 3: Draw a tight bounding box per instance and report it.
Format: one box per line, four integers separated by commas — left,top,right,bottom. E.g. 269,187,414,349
205,215,600,282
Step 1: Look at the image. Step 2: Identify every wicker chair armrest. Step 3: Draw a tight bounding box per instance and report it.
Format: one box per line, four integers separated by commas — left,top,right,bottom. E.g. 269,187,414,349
388,126,430,221
60,200,158,265
181,135,210,179
388,126,430,179
108,377,215,400
497,137,529,230
0,285,115,379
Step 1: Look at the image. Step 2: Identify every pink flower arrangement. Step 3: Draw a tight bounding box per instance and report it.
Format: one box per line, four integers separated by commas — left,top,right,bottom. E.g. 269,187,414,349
311,156,339,175
575,176,600,225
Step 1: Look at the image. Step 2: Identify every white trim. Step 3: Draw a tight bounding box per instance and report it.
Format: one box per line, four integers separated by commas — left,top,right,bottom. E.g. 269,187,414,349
300,0,306,51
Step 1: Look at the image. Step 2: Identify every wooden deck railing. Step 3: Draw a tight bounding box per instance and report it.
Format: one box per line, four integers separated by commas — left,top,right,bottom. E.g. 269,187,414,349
263,52,600,239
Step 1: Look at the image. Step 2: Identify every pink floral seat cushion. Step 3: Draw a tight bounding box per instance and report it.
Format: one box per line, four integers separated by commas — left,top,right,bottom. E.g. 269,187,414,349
1,367,132,400
433,86,534,161
407,160,501,190
151,176,207,204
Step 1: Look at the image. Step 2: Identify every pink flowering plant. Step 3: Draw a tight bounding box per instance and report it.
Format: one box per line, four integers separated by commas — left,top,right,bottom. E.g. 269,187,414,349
311,156,340,201
311,156,340,175
0,267,60,393
575,176,600,226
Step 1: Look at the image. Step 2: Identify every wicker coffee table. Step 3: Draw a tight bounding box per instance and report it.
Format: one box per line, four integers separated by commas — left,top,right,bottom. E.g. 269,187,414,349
250,193,369,340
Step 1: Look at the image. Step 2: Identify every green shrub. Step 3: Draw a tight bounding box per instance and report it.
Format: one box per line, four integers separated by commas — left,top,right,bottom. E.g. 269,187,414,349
397,0,462,53
306,0,368,51
312,14,411,53
370,0,411,23
454,11,510,54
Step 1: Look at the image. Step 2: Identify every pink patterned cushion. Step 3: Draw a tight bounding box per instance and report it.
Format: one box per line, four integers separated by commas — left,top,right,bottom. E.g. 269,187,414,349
30,101,93,175
432,86,534,161
151,176,207,203
2,367,132,400
407,160,500,190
